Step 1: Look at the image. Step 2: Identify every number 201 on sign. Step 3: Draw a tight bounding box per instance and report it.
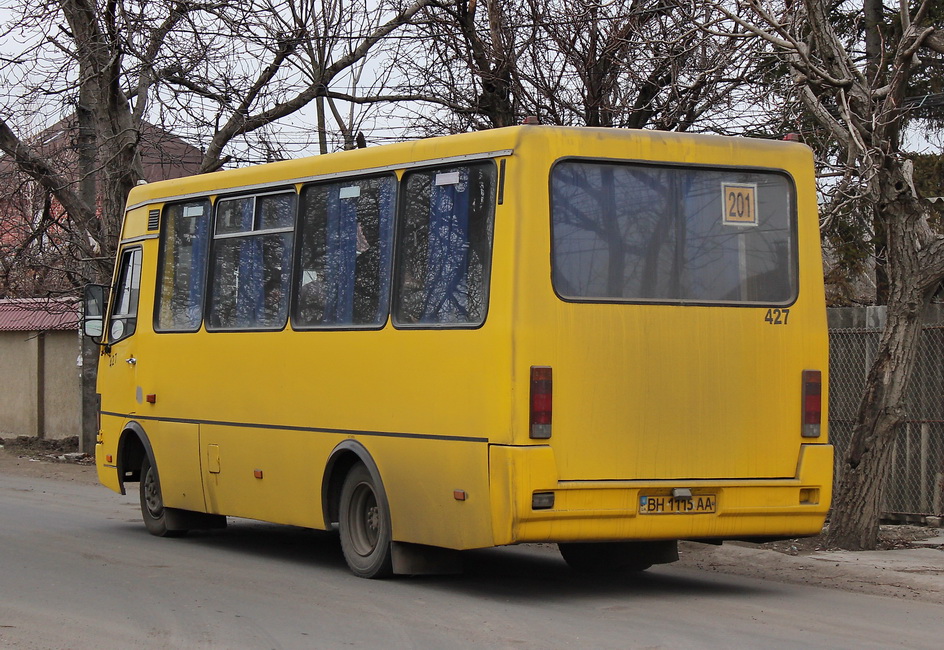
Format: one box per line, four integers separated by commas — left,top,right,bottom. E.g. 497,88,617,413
722,183,758,226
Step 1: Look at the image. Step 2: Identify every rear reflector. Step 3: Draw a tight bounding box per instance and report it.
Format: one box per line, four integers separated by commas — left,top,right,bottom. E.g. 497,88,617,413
799,488,819,505
530,366,552,439
802,370,822,438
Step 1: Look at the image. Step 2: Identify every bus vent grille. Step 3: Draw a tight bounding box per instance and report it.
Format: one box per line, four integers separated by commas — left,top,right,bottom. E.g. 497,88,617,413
147,209,160,231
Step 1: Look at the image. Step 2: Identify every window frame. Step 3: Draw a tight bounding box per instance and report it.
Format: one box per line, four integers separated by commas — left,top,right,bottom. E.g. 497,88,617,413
205,188,298,332
108,246,143,344
290,172,398,332
548,156,800,308
153,198,213,333
391,160,499,330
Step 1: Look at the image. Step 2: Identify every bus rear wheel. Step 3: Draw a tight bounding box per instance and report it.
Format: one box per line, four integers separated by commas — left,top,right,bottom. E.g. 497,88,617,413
338,464,393,579
558,540,678,574
139,455,185,538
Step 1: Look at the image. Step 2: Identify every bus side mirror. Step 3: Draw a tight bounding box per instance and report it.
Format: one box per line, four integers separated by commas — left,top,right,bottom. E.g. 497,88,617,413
83,284,109,344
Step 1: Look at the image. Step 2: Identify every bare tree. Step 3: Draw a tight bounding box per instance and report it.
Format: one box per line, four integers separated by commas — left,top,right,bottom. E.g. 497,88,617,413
1,0,432,453
384,1,765,135
0,164,72,296
704,1,944,549
0,0,434,290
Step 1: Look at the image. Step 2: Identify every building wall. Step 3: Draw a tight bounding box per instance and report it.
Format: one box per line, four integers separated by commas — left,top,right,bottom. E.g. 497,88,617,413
0,331,38,436
0,330,80,439
42,332,82,438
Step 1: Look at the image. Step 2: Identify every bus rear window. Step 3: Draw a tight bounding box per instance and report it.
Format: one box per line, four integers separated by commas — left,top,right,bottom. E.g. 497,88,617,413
551,161,796,304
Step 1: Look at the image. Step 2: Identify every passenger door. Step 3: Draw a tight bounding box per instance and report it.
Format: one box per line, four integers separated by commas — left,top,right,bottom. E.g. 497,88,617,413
98,246,143,418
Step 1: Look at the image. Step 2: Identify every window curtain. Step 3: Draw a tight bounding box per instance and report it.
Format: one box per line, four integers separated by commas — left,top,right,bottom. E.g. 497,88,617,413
422,171,470,322
323,189,359,323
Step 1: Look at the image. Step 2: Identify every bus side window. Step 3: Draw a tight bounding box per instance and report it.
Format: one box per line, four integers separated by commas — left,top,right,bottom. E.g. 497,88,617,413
155,200,211,331
208,192,295,330
394,163,496,326
294,175,396,328
109,247,142,343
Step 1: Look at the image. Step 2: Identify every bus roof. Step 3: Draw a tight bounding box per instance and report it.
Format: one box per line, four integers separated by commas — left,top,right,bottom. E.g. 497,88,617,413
125,125,811,211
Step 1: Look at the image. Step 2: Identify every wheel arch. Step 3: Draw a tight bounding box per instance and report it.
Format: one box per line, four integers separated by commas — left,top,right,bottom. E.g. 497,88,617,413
322,440,388,530
115,421,156,495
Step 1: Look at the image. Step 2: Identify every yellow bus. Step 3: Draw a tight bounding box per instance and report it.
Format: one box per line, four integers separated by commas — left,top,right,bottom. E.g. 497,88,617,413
84,125,832,578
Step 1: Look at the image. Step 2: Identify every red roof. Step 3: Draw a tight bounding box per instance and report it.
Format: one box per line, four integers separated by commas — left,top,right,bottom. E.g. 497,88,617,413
0,299,79,331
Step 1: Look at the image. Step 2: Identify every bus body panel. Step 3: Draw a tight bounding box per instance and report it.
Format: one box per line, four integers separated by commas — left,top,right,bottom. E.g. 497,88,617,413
506,129,828,484
514,302,827,481
148,420,206,512
99,300,509,546
361,437,494,549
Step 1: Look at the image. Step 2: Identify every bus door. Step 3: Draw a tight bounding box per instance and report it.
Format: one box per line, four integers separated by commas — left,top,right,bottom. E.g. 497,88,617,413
101,245,207,511
98,246,144,419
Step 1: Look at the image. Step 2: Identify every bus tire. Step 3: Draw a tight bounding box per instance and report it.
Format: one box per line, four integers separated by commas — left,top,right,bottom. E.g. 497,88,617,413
558,540,678,574
338,463,393,579
139,455,185,538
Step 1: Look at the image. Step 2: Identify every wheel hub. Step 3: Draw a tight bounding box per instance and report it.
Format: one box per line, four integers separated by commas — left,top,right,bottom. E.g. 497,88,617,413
144,468,163,516
366,505,380,532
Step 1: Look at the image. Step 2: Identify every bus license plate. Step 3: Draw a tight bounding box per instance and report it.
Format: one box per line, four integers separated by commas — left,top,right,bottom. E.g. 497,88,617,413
639,494,717,515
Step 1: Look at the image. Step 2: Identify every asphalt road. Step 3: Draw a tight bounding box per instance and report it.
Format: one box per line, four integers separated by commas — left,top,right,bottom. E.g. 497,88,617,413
0,470,941,649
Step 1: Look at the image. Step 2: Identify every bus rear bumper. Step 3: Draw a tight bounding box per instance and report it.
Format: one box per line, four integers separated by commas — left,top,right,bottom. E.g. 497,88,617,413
489,443,833,546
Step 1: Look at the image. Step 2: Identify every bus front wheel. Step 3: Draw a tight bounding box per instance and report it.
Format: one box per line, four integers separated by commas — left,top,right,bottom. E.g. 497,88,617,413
139,455,184,538
338,464,393,579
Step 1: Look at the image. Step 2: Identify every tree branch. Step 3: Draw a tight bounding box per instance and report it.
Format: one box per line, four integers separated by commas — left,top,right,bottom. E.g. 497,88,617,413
199,0,434,171
0,119,96,225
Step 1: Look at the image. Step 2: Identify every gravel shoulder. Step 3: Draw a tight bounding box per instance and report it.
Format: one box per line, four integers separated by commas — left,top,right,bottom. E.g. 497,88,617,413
2,442,942,602
676,538,944,604
0,441,99,486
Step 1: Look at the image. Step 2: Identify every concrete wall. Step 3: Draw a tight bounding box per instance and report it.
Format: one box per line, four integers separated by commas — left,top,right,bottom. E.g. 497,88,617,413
42,332,82,437
0,330,81,439
0,330,38,435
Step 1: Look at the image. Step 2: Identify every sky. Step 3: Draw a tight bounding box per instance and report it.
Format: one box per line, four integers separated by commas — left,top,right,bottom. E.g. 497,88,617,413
0,1,940,167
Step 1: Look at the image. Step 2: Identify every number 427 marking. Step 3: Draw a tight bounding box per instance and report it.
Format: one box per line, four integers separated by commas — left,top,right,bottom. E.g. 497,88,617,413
765,308,790,325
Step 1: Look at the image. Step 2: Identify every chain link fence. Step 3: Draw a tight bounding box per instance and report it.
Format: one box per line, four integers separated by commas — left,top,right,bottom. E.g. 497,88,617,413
829,307,944,521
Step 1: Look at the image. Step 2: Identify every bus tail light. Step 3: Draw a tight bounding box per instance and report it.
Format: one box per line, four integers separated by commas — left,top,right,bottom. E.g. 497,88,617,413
530,366,552,439
802,370,822,438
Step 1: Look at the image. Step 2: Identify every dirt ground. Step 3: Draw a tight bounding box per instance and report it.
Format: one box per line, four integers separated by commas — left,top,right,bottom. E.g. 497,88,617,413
0,438,96,483
1,440,942,602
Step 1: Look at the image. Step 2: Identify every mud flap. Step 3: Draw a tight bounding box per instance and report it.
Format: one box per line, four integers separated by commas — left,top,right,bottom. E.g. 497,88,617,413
164,507,227,532
391,542,462,575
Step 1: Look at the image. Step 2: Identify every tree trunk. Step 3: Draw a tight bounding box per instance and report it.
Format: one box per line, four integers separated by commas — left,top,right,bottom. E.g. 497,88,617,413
826,160,935,549
826,302,922,548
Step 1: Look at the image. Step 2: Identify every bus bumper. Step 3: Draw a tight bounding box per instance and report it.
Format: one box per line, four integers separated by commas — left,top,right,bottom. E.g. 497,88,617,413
488,444,833,546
